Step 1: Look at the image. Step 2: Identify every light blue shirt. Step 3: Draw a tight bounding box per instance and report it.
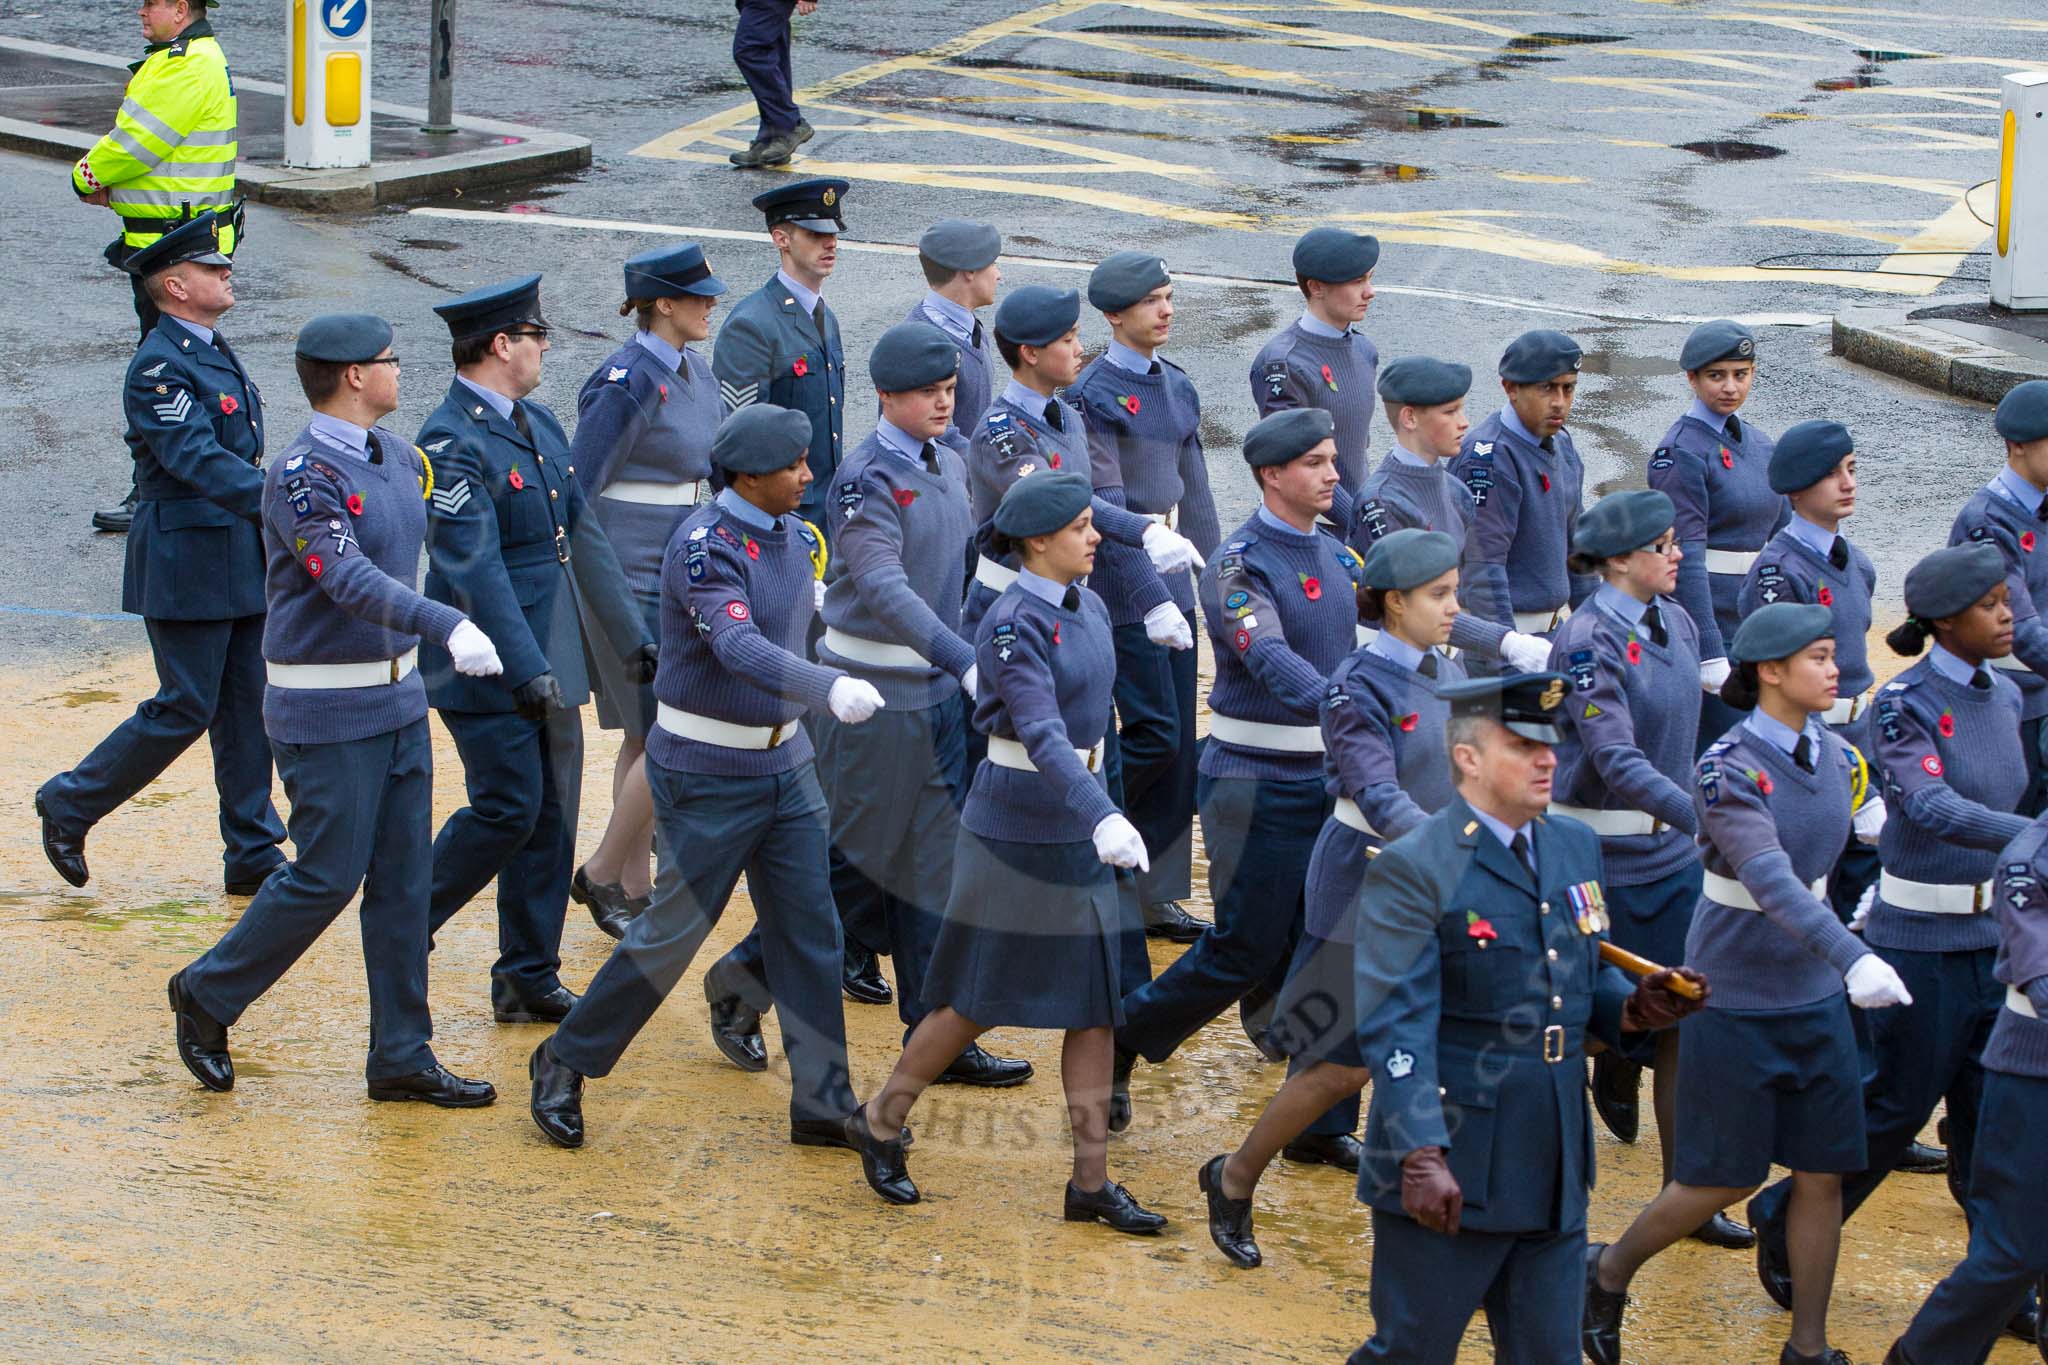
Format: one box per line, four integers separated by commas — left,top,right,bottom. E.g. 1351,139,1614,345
1367,630,1426,672
1001,378,1058,417
1389,441,1434,468
1686,397,1732,437
1255,504,1312,537
1103,340,1159,376
307,413,370,460
1297,311,1349,339
776,269,823,322
920,291,977,343
1929,642,1986,688
169,315,215,346
1742,707,1818,757
456,374,515,422
1993,467,2047,517
1786,513,1840,560
1500,405,1552,451
1015,565,1068,607
715,487,778,532
1472,806,1536,865
632,329,683,373
1594,581,1652,630
873,417,928,465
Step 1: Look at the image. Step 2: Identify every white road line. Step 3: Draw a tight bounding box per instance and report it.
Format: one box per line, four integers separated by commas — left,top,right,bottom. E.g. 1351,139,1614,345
405,206,1829,328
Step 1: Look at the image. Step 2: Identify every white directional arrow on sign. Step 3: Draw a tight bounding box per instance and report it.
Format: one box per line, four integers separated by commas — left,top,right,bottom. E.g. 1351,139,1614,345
327,0,361,30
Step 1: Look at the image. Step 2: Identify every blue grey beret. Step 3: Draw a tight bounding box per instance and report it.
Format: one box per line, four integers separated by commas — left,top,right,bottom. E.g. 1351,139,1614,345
1768,419,1855,493
1995,380,2048,444
1438,671,1574,745
623,242,725,299
1377,356,1472,408
711,404,812,475
918,219,1001,273
869,321,960,393
994,285,1081,348
1728,602,1832,664
1292,227,1380,283
1363,528,1459,590
1087,250,1171,312
993,469,1093,538
1903,542,2006,622
1243,407,1336,468
1680,319,1756,372
1499,329,1583,383
1574,488,1676,559
295,312,392,363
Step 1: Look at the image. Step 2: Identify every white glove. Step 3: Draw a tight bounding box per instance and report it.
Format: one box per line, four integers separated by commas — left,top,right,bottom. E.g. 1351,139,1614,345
1143,602,1194,651
960,664,978,700
1849,884,1876,933
1141,521,1204,575
827,676,885,724
813,579,827,611
1499,631,1551,673
1852,798,1887,846
1699,658,1733,694
1092,813,1151,873
446,619,504,677
1845,953,1914,1009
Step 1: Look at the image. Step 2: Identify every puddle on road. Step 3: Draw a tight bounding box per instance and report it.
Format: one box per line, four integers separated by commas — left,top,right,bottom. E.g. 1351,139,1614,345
1507,32,1630,51
1406,108,1504,130
1853,47,1939,63
1815,73,1892,92
39,688,120,707
38,897,220,931
396,238,464,252
1313,159,1432,182
1675,139,1787,161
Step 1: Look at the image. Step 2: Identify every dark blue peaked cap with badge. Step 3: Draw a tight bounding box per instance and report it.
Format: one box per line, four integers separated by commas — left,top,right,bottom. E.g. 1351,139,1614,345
295,313,392,363
1728,602,1833,664
623,242,726,299
1575,488,1675,558
1244,407,1335,467
994,285,1081,348
124,203,240,275
1088,250,1171,312
1292,227,1380,282
918,219,1001,272
1769,419,1854,493
752,176,849,232
1438,671,1575,745
1680,319,1756,372
712,403,812,475
994,469,1093,538
869,320,959,392
433,273,546,341
1499,329,1583,383
1995,379,2048,444
1362,528,1459,590
1377,355,1472,408
1903,541,2007,622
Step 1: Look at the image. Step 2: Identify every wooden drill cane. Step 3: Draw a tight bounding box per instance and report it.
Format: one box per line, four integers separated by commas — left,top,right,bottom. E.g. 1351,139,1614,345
1599,940,1706,1000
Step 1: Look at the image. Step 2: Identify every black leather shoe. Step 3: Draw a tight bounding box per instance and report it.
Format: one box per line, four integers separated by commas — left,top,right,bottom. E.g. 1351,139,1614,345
570,866,636,940
1591,1052,1641,1145
1240,992,1285,1062
1143,899,1208,943
1199,1155,1260,1267
1109,1047,1135,1133
1582,1242,1627,1365
168,970,232,1091
1749,1195,1794,1311
528,1042,584,1148
701,969,767,1072
1282,1132,1363,1173
223,863,282,896
791,1116,913,1151
368,1065,497,1108
492,983,578,1025
934,1043,1034,1088
847,1106,918,1205
90,488,136,533
1896,1139,1948,1174
841,944,893,1006
1064,1180,1167,1234
34,795,88,888
1690,1211,1758,1249
1779,1345,1851,1365
2008,1290,2040,1343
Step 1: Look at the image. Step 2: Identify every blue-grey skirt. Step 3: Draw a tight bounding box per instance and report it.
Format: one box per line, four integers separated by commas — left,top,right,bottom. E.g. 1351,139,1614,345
589,590,661,737
1271,929,1362,1068
1674,994,1867,1187
921,831,1123,1031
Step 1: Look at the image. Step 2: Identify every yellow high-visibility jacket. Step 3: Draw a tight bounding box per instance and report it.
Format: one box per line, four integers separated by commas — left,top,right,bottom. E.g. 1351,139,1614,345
72,20,238,251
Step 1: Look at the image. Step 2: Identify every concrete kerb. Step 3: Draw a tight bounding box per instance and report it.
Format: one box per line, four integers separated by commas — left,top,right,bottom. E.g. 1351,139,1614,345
1834,299,2048,405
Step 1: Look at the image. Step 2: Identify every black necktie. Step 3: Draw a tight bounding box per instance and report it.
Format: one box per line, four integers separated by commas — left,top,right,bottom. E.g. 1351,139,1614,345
1147,361,1162,376
1539,435,1556,455
1793,733,1815,773
1725,414,1743,443
2037,497,2047,524
1642,603,1668,648
919,440,939,475
1044,400,1065,433
511,402,533,442
1417,652,1439,679
1972,668,1993,690
1510,831,1537,880
812,300,827,343
1828,537,1850,572
970,320,984,350
1062,587,1081,611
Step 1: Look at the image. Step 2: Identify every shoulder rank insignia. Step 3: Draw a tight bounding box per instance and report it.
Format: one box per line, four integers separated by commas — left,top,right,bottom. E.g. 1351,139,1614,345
1385,1048,1415,1080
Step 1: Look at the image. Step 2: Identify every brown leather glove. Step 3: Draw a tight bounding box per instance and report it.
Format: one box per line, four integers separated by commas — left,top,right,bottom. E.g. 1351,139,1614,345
1400,1145,1463,1235
1620,966,1710,1032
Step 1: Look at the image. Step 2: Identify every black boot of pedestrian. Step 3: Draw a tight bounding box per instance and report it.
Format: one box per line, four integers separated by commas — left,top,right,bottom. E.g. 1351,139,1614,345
847,1105,918,1205
168,969,232,1092
570,866,636,940
841,944,893,1005
1895,1139,1948,1174
1689,1211,1757,1249
1591,1051,1641,1144
1583,1242,1627,1365
1198,1155,1259,1268
728,136,772,167
1064,1180,1166,1234
91,487,136,533
702,964,767,1072
528,1041,584,1148
1779,1344,1851,1365
1142,899,1208,943
934,1043,1033,1087
1748,1194,1794,1311
1281,1132,1362,1172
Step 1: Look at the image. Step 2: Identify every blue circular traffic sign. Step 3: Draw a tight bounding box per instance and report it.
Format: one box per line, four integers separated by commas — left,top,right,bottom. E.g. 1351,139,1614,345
321,0,367,39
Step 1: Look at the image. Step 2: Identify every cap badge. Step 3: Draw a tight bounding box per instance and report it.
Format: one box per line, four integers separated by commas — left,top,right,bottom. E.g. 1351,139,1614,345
821,188,836,207
1539,679,1564,711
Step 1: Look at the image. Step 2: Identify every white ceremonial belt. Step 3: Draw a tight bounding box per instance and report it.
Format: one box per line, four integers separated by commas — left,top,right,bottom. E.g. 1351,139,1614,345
656,703,799,750
266,648,417,690
1822,690,1870,725
987,735,1103,773
1141,505,1182,532
602,479,704,506
823,627,927,669
1208,714,1326,753
1333,798,1382,837
1880,871,1994,915
1513,604,1571,633
1356,625,1378,647
1702,869,1826,912
1704,548,1758,575
1549,804,1665,837
1991,654,2031,673
2009,986,2039,1019
974,556,1018,594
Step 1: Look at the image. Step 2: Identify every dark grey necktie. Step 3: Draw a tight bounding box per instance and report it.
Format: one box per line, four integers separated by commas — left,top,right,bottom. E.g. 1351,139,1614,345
970,319,984,350
1972,668,1992,690
1642,603,1668,648
1793,733,1815,773
511,402,533,442
1539,435,1556,455
1510,831,1537,880
1725,414,1743,443
1044,400,1065,433
1417,652,1439,679
919,441,939,475
1828,537,1849,571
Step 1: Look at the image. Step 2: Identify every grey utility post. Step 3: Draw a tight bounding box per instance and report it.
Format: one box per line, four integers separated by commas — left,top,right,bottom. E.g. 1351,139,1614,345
425,0,456,134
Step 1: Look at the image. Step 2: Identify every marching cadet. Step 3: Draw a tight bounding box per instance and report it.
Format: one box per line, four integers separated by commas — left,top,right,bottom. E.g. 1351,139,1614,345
567,243,728,941
1199,528,1467,1270
1112,410,1363,1141
1249,228,1381,496
1584,604,1905,1365
848,471,1168,1235
166,313,505,1107
727,0,817,168
907,219,1002,436
1749,542,2034,1318
1449,330,1594,649
1348,356,1554,672
1073,251,1222,935
703,322,1033,1087
1949,379,2048,816
418,275,656,1025
528,405,884,1151
713,178,848,534
1886,808,2048,1365
1348,671,1705,1363
37,208,286,894
1647,320,1788,749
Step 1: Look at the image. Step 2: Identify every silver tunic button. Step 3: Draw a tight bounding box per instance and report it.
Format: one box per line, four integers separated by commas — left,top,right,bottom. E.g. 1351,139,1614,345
1547,948,1559,961
550,489,559,501
1551,995,1563,1010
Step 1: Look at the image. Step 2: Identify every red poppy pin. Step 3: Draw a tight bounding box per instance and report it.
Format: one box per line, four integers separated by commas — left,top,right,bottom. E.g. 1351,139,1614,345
1052,623,1062,646
1048,452,1063,469
744,536,761,561
1753,768,1773,795
220,394,240,415
1399,712,1419,733
793,357,809,378
2026,532,2038,554
1923,754,1944,777
305,553,324,578
658,383,669,402
346,492,365,517
508,469,525,491
1938,709,1956,738
1299,573,1322,601
1626,638,1643,665
725,600,749,621
893,488,919,508
1465,911,1498,942
1320,363,1337,392
1720,447,1733,470
1120,394,1140,415
1234,628,1251,652
1817,585,1834,607
1539,472,1551,492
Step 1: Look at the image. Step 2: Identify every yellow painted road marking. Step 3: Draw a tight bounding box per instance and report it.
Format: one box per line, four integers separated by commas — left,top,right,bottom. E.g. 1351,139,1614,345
1546,75,1770,106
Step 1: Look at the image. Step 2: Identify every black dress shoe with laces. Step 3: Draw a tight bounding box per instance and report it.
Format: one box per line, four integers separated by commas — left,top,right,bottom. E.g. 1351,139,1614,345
1591,1052,1641,1144
168,969,232,1091
1282,1132,1363,1173
91,488,136,533
1780,1345,1852,1365
791,1116,913,1151
1142,900,1208,943
1064,1180,1167,1234
1199,1156,1259,1267
1895,1139,1948,1174
369,1065,497,1107
528,1042,584,1148
570,866,636,940
492,982,578,1025
1690,1210,1757,1249
934,1043,1034,1088
848,1106,918,1205
701,970,767,1072
1583,1242,1627,1365
1749,1195,1794,1311
35,795,88,888
1109,1047,1135,1133
841,944,893,1005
